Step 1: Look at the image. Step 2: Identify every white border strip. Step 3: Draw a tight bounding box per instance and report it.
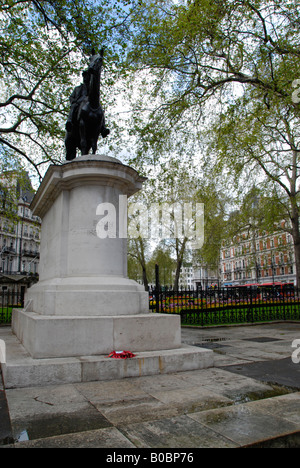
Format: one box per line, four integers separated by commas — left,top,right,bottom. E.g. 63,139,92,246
0,340,6,364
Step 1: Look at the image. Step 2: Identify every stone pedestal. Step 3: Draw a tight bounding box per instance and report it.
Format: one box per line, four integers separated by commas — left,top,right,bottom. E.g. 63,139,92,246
7,154,213,386
12,155,183,358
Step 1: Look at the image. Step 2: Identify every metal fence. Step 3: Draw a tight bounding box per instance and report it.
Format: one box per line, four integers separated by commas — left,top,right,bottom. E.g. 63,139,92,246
149,285,300,326
2,282,299,327
0,289,24,325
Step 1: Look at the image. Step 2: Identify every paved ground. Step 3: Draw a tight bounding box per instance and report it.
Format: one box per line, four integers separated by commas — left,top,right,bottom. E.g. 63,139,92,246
1,322,300,450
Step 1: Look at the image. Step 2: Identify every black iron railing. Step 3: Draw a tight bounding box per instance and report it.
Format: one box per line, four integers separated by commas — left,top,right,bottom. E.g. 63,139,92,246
149,285,300,326
0,289,24,324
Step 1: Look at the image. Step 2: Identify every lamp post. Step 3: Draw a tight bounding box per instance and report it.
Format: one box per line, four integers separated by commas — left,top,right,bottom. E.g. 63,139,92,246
271,259,276,285
255,260,260,284
18,196,27,274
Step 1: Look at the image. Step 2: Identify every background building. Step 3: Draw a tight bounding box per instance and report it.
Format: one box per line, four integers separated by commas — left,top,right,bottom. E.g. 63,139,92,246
172,264,194,289
0,171,41,283
171,263,220,290
192,264,220,290
220,229,296,286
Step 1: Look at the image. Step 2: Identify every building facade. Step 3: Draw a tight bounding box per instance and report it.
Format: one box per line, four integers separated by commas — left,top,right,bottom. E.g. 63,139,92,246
0,171,41,277
179,265,194,288
171,265,194,289
220,229,296,286
172,263,220,290
192,264,220,290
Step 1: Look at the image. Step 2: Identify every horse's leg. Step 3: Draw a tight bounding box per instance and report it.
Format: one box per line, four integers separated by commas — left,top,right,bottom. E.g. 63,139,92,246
100,127,110,138
100,112,110,138
66,148,76,161
91,135,98,154
65,133,76,161
79,120,88,155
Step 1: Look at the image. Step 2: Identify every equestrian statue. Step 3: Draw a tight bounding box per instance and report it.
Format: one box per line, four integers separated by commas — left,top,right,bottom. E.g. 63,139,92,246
65,48,110,160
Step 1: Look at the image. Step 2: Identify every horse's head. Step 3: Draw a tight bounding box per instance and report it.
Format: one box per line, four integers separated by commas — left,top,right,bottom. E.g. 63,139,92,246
89,53,103,74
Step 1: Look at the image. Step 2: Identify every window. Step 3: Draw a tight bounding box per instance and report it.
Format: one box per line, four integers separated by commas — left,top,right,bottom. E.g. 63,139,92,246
272,254,275,264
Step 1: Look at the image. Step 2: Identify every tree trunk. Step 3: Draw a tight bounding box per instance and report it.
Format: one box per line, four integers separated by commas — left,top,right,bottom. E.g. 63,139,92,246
173,261,182,291
137,238,149,291
290,203,300,288
142,265,149,292
173,237,188,290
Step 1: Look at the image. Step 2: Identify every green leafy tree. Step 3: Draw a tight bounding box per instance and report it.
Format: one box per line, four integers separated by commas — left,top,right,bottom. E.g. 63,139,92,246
208,92,300,285
0,0,136,177
128,236,150,290
126,0,300,126
124,0,300,284
146,158,203,290
193,182,228,279
146,244,176,286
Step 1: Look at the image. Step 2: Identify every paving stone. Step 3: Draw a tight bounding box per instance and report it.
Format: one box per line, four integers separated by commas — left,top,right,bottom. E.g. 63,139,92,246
189,402,300,447
6,384,90,420
222,357,300,389
247,392,300,425
0,388,13,446
10,427,135,449
11,406,112,442
2,323,300,448
120,415,238,448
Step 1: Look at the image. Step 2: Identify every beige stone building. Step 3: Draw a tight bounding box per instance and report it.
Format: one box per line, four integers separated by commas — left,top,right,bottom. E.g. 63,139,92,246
220,229,296,286
0,171,41,280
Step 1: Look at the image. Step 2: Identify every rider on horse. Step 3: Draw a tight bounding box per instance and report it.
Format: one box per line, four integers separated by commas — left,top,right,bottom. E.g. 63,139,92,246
65,49,110,160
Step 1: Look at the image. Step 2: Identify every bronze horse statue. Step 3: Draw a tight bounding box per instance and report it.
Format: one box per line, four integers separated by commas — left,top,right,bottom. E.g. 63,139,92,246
65,49,110,161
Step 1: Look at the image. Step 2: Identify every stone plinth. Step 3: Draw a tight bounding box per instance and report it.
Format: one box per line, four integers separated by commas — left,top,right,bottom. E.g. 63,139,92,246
8,154,214,384
1,327,214,389
23,154,149,318
12,155,181,359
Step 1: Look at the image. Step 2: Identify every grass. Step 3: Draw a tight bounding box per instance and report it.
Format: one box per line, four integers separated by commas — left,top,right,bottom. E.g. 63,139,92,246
0,306,22,324
183,305,300,326
153,301,300,327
